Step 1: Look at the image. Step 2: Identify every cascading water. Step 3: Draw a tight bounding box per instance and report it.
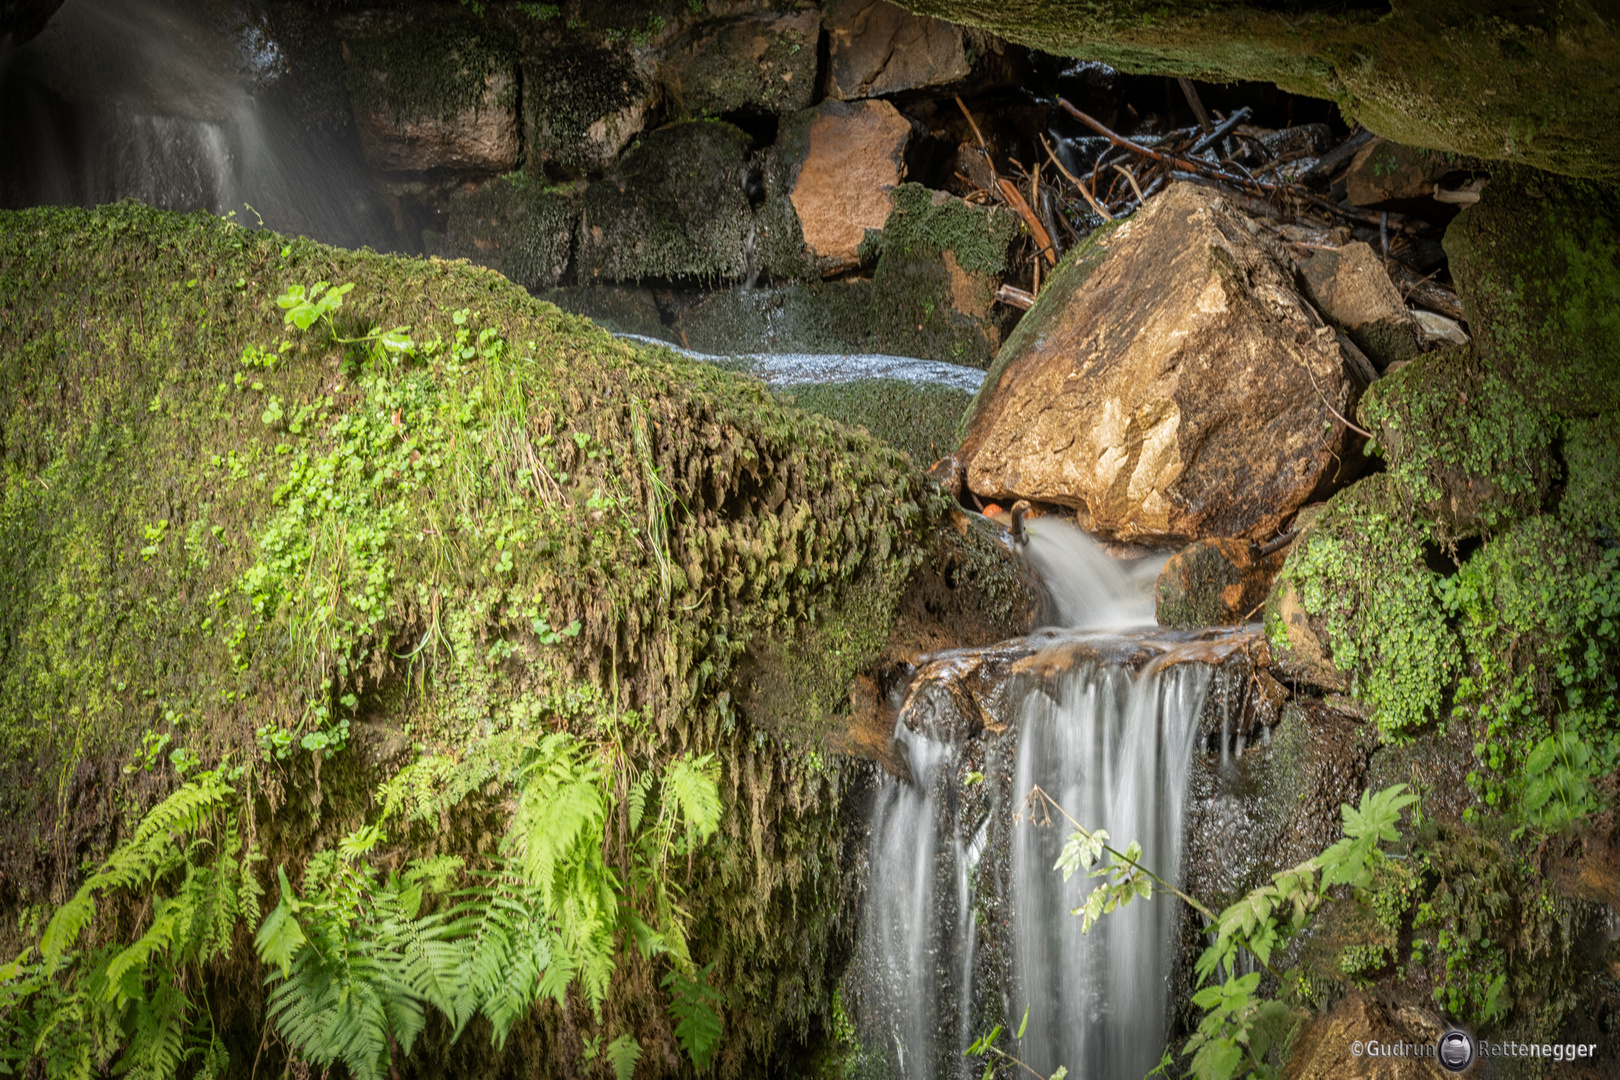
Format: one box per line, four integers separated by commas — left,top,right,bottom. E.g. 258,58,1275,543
852,519,1221,1080
1,0,406,250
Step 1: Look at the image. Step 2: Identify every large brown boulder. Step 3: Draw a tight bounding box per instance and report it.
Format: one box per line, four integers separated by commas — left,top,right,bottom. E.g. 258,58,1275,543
957,182,1369,544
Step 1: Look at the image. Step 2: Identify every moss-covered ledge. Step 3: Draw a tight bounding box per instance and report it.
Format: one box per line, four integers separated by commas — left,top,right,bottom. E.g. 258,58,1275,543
0,202,1031,1077
896,0,1620,181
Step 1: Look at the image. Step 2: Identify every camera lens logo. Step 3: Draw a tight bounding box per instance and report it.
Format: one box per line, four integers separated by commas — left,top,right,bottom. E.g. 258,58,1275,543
1437,1030,1474,1072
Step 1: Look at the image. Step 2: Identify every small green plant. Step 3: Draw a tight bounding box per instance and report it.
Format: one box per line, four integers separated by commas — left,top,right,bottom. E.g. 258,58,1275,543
1034,783,1419,1080
966,1004,1067,1080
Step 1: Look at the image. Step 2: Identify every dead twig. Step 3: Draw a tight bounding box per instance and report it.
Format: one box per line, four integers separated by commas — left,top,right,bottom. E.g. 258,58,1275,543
1178,78,1213,135
1040,134,1113,221
997,177,1058,267
955,93,990,153
1114,164,1147,204
997,283,1035,310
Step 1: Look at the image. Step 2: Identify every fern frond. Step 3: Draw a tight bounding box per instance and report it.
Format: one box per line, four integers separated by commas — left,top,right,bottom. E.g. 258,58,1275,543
663,755,722,842
605,1033,642,1080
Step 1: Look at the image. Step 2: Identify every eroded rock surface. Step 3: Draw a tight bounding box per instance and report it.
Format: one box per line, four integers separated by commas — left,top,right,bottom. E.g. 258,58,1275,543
522,38,656,179
958,182,1368,544
787,99,914,273
1155,537,1285,629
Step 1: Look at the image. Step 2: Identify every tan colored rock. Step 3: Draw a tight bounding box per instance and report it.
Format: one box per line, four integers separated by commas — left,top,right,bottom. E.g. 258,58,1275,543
1297,242,1421,369
1284,993,1450,1080
1344,137,1453,210
789,100,912,272
958,182,1368,544
826,0,970,100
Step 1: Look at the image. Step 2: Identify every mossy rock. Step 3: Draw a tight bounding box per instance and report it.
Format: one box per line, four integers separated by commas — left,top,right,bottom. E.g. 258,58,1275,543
0,201,1029,1076
775,379,970,468
895,0,1620,180
444,174,579,289
867,184,1020,369
576,121,756,283
521,36,655,179
754,108,831,284
1357,344,1555,542
538,283,672,341
661,11,820,120
1264,474,1457,738
1444,167,1620,416
1559,412,1620,537
674,281,876,356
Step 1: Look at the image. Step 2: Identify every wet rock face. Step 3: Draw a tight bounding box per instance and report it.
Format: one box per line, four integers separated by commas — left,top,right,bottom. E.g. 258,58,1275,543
1296,242,1421,371
825,0,971,100
339,15,519,173
958,182,1368,544
1283,993,1451,1080
787,99,914,273
661,10,819,118
444,177,576,289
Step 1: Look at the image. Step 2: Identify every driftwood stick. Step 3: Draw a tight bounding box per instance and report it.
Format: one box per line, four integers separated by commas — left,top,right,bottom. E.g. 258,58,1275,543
1188,106,1252,157
998,177,1058,266
1040,134,1114,221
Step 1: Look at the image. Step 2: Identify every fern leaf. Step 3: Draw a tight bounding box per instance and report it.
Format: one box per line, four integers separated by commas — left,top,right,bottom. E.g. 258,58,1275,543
39,889,96,973
663,755,722,841
662,964,724,1072
606,1033,642,1080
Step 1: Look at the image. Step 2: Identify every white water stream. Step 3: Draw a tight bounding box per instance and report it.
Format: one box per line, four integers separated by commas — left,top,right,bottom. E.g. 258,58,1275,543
855,520,1210,1080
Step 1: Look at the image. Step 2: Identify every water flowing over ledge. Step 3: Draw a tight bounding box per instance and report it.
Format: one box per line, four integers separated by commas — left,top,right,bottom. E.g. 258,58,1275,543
848,520,1254,1080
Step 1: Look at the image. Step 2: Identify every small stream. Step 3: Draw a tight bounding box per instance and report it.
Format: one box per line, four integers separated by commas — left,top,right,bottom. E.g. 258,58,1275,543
849,519,1228,1080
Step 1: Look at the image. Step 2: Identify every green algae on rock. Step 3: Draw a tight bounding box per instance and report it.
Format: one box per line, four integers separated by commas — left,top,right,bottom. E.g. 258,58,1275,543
0,201,1032,1076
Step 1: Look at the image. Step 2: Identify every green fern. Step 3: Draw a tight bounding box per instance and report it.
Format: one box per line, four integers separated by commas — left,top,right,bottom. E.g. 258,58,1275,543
606,1032,643,1080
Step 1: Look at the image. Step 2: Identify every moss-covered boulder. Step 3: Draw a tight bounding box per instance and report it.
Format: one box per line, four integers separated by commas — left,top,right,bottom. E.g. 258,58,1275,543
660,11,820,119
444,175,578,289
0,202,1033,1077
1445,167,1620,415
1357,344,1555,542
576,121,757,283
1265,474,1458,736
894,0,1620,181
338,12,520,172
520,36,656,179
866,183,1018,367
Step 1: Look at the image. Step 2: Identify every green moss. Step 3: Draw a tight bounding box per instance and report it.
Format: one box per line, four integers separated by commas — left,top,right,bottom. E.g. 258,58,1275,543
342,14,517,125
1265,474,1457,739
897,1,1620,180
1559,412,1620,538
867,184,1020,369
663,13,819,119
521,37,653,178
776,380,970,467
1357,345,1555,542
676,281,878,357
0,201,969,1075
445,174,578,289
575,121,756,282
1444,167,1620,415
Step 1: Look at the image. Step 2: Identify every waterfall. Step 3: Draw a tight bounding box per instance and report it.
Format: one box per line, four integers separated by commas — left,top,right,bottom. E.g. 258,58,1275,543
852,523,1215,1080
1,0,404,251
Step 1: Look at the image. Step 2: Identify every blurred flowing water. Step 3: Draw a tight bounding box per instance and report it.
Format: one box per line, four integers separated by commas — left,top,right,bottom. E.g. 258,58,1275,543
852,523,1212,1080
1,0,406,250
